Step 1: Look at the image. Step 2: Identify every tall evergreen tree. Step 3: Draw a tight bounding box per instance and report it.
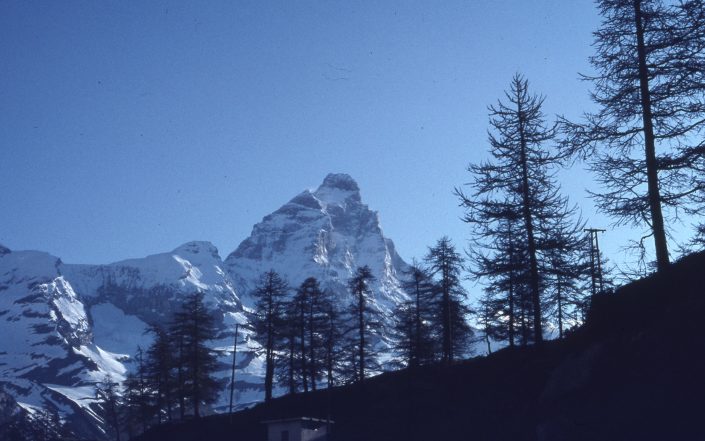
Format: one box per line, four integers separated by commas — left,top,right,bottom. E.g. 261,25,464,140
275,302,301,395
292,282,308,393
251,270,289,402
539,213,591,339
169,292,220,418
477,289,503,354
275,278,333,396
346,265,381,383
174,332,187,420
471,215,532,350
294,277,329,391
457,75,577,345
559,0,705,271
463,203,528,348
424,237,472,362
132,347,151,431
320,290,344,388
121,371,147,437
392,262,436,367
144,325,176,424
448,294,475,358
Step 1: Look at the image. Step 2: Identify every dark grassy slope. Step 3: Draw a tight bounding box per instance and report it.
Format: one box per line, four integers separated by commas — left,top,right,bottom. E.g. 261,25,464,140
136,251,705,441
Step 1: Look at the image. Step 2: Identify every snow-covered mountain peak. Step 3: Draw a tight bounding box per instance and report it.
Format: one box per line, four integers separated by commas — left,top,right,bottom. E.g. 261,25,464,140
225,173,408,315
313,172,362,207
171,240,221,260
319,172,360,192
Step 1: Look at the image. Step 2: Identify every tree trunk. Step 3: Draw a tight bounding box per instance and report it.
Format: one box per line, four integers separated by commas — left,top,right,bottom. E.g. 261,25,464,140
442,263,453,364
193,306,200,418
508,234,516,348
508,276,516,347
414,279,422,367
327,312,335,388
517,98,544,345
327,344,334,389
633,0,670,272
289,336,296,394
178,336,185,420
300,302,308,393
557,277,563,339
265,350,274,402
265,298,274,402
309,304,317,391
358,285,365,382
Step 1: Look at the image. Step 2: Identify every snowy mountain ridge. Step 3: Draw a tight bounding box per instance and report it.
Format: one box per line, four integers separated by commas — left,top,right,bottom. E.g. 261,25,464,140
0,242,258,439
62,240,242,326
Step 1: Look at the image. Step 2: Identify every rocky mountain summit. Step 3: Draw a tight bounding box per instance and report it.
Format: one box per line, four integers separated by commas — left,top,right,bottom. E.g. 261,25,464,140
226,173,409,315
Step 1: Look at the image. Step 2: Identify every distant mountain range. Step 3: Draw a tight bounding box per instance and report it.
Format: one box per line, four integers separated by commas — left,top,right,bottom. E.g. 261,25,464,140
0,173,410,439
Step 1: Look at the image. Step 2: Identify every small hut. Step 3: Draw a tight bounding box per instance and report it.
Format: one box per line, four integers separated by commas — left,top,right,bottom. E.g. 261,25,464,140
262,417,334,441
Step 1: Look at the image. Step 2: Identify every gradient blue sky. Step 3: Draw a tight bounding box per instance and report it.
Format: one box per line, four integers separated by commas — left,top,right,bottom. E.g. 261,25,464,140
0,1,688,273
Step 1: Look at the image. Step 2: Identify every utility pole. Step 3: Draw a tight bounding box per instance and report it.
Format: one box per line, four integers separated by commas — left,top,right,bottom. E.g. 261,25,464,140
585,228,606,295
229,323,239,422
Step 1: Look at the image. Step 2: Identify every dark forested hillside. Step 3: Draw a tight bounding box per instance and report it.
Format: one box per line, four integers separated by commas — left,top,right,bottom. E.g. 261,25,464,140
135,251,705,441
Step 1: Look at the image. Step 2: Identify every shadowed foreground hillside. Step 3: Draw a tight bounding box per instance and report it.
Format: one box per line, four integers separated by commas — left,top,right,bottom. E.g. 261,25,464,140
136,251,705,441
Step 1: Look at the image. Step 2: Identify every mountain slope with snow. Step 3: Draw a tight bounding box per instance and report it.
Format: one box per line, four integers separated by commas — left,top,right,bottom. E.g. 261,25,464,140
0,242,262,440
225,173,409,320
62,241,240,326
60,241,262,411
0,248,124,440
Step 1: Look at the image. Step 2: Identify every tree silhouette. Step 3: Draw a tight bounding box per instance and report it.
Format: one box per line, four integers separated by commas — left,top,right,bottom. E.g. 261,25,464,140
275,302,300,395
297,277,330,391
464,202,527,348
321,290,344,388
424,237,472,361
540,215,591,339
169,292,220,418
456,75,572,345
275,277,337,395
251,270,289,402
144,325,176,424
560,0,705,271
392,262,436,367
346,265,381,383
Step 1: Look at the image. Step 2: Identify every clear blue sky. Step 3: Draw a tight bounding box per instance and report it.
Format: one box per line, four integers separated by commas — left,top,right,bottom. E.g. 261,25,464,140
0,1,689,274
